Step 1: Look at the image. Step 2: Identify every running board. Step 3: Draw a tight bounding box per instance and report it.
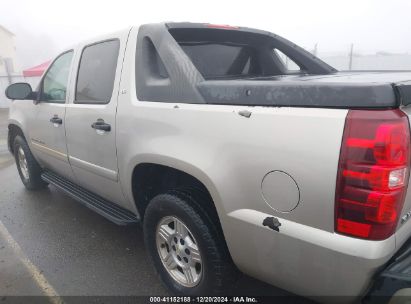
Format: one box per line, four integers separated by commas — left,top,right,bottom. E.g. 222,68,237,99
41,171,139,226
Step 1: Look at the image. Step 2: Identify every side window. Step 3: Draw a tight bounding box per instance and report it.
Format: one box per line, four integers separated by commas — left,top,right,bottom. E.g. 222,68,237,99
40,51,73,103
75,40,120,104
274,49,301,72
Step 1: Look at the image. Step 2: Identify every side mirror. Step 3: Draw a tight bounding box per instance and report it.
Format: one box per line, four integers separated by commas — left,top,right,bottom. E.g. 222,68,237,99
5,83,34,100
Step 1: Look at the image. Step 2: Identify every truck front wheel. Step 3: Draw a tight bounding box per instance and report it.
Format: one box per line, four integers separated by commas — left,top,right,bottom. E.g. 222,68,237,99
143,190,237,295
13,135,48,191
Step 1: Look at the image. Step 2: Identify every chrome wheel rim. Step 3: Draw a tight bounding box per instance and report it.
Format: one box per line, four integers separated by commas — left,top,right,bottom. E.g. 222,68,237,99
156,216,203,287
18,146,29,180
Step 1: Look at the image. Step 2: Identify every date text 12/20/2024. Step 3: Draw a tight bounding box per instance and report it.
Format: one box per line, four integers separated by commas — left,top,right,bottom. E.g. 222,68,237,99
150,297,258,303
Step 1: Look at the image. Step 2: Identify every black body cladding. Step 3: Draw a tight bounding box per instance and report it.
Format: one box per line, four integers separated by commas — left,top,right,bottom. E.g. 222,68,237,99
135,22,411,109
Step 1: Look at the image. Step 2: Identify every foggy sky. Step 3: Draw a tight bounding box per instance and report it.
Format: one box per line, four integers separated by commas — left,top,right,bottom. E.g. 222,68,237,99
1,0,411,69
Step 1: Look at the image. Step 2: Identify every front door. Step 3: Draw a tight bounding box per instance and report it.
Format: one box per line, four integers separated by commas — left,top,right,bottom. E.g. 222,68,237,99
29,50,76,180
65,32,129,207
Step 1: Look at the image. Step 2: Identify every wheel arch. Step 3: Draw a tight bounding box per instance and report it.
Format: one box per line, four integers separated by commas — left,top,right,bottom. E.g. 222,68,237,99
7,123,26,154
130,159,223,220
128,158,234,262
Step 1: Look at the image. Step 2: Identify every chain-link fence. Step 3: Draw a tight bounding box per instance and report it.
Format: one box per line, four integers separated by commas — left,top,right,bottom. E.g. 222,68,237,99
320,53,411,71
312,43,411,71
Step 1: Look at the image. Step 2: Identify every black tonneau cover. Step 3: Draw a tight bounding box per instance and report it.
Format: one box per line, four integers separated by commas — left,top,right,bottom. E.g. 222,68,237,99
197,80,397,109
395,81,411,106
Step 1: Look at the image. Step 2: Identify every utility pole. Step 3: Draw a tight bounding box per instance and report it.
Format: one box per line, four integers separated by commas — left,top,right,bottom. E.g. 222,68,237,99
313,43,318,56
348,43,354,70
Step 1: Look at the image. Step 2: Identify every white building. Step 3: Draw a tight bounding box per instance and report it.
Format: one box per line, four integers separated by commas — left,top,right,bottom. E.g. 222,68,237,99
0,25,20,76
0,24,23,108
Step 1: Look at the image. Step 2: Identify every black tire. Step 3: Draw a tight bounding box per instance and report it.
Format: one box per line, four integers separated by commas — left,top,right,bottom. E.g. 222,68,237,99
144,190,238,295
13,135,48,191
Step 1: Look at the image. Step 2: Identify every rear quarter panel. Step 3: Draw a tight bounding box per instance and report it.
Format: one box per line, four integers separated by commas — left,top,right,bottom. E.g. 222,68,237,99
117,102,348,233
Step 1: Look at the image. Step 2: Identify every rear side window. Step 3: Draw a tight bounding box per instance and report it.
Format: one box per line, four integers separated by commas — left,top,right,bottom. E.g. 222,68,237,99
75,40,120,104
180,43,261,79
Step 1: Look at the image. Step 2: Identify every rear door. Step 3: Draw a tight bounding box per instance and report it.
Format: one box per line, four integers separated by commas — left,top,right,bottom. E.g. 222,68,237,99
65,31,130,207
28,50,76,180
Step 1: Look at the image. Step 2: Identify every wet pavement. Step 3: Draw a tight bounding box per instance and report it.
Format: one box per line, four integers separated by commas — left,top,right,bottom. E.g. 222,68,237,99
0,109,303,301
0,163,297,299
0,109,13,169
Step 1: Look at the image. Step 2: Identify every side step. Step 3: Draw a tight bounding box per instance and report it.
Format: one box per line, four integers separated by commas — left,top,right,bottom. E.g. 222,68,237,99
41,171,139,226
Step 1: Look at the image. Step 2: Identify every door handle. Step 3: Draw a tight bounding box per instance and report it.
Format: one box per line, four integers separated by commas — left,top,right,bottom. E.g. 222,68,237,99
91,119,111,132
49,115,63,125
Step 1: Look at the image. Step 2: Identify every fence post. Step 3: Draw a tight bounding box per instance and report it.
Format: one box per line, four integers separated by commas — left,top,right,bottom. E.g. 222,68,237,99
313,43,318,56
348,43,354,70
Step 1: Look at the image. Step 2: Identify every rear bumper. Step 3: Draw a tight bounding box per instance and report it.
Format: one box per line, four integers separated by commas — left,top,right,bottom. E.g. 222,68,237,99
381,240,411,282
365,238,411,302
225,209,397,301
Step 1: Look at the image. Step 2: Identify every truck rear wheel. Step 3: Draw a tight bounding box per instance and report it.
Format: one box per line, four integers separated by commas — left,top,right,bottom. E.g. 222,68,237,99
13,135,48,191
143,190,237,295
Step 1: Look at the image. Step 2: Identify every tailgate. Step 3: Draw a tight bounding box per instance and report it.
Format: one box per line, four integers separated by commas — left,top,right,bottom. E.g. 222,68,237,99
364,89,411,301
397,106,411,248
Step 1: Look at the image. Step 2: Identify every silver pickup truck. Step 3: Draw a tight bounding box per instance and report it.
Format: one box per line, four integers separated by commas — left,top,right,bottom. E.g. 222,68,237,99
5,22,411,302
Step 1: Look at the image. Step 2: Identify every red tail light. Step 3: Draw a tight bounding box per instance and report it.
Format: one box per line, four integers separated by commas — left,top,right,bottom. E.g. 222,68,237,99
205,24,239,29
335,109,410,240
